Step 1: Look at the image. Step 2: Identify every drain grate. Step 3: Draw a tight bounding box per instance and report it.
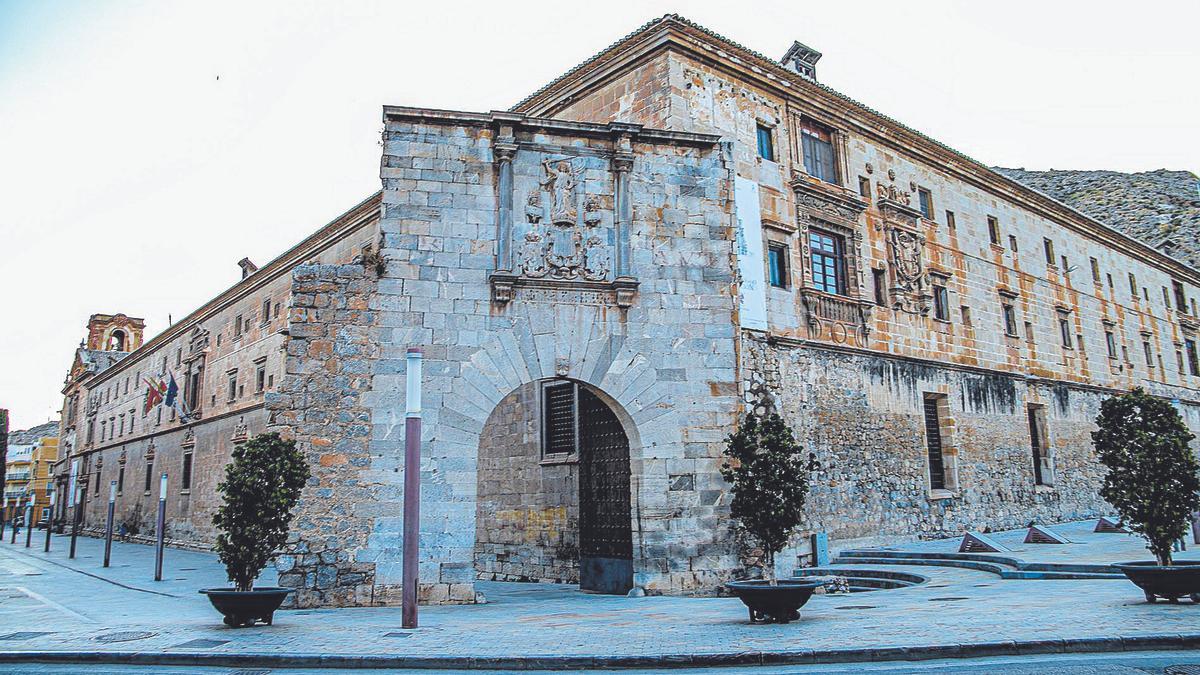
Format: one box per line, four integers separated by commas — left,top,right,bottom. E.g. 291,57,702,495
95,630,156,643
928,597,970,602
384,631,413,638
171,638,229,649
0,632,53,641
835,605,876,610
227,671,272,675
1165,667,1200,675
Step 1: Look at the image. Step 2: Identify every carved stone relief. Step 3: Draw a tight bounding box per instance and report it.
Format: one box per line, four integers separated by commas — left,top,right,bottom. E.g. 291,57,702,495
517,159,611,282
888,226,931,315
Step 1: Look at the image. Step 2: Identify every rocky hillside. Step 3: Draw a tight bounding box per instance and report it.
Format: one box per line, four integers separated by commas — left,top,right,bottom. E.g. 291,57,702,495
994,168,1200,270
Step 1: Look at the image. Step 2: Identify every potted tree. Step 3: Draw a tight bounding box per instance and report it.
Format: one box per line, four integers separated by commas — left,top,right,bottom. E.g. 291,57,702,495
721,409,819,623
201,432,310,626
1094,388,1200,603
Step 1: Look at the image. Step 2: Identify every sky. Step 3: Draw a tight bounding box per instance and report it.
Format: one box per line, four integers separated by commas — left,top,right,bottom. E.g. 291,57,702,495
1,0,1197,431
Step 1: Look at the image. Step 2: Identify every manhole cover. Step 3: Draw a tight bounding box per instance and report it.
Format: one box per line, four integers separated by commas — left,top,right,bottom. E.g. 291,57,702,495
929,597,969,602
0,632,53,641
171,638,229,649
1165,667,1200,675
95,631,156,643
835,605,876,610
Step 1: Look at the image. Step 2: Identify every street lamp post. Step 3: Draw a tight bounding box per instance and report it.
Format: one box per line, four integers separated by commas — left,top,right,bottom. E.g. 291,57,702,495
9,497,17,544
24,496,34,548
401,347,423,629
43,488,55,552
154,472,167,581
103,480,116,567
1,497,8,540
69,487,82,559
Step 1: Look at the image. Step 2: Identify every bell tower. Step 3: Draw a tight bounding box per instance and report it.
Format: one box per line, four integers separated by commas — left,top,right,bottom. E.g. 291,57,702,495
85,313,146,352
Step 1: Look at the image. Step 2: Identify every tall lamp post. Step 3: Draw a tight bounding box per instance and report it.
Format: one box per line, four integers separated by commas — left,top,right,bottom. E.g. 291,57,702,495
43,488,55,552
401,347,423,629
154,472,167,581
103,480,116,567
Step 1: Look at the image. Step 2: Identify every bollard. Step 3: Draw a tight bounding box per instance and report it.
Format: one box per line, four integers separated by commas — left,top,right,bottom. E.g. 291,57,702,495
24,497,34,548
1,497,7,540
402,347,423,629
9,501,17,544
103,481,116,567
69,488,82,559
43,489,55,553
154,472,167,581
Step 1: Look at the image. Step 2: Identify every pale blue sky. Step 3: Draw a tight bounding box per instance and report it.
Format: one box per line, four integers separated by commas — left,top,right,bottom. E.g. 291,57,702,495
1,0,1197,429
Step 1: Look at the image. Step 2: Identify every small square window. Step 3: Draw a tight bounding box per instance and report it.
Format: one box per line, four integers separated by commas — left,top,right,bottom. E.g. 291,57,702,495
767,243,789,289
755,124,775,162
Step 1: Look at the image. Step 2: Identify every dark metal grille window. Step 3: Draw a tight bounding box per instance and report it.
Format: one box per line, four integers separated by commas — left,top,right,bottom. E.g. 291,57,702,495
767,244,788,288
1028,405,1046,486
800,120,837,184
542,381,578,456
756,124,774,162
923,396,947,491
809,229,846,295
182,451,193,491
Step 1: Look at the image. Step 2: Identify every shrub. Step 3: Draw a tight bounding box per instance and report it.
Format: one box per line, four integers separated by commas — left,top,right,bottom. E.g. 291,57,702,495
721,409,810,583
213,433,310,591
1093,387,1200,565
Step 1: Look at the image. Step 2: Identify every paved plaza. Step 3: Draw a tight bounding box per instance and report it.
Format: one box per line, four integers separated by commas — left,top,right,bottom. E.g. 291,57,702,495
1,521,1199,670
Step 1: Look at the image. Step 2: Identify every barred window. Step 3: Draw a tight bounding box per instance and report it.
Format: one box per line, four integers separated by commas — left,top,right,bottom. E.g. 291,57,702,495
542,381,578,456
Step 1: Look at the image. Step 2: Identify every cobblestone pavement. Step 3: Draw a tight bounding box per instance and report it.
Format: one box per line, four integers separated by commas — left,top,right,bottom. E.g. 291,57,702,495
1,522,1198,669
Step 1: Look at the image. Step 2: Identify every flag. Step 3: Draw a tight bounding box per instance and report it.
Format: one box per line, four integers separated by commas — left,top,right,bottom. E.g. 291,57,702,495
165,371,189,421
142,376,166,414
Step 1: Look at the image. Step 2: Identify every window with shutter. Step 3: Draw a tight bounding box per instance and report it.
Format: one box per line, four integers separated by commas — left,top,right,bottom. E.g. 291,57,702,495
542,381,578,456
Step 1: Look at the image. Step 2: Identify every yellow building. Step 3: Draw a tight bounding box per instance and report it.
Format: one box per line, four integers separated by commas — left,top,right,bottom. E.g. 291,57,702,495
3,421,59,525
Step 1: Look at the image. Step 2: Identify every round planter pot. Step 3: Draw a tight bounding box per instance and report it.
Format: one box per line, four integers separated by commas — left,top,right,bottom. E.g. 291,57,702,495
1113,561,1200,604
725,579,823,624
200,587,294,627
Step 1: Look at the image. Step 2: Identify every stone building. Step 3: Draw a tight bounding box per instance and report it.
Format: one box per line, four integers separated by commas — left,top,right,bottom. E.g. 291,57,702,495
60,15,1200,607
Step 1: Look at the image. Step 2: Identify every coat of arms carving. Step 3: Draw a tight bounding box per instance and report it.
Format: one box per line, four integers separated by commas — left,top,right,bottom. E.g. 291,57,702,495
888,227,931,314
518,159,610,281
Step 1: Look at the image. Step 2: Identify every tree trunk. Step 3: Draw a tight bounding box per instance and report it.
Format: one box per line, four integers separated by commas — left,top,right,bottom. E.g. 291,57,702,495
765,550,777,586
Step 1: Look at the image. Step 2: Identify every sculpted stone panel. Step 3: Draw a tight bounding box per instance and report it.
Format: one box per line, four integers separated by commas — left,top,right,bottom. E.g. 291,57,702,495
517,158,612,282
887,226,930,315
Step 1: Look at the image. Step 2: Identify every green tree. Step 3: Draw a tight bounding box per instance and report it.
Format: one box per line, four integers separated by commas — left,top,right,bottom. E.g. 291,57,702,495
1093,387,1200,566
213,433,310,591
721,409,811,584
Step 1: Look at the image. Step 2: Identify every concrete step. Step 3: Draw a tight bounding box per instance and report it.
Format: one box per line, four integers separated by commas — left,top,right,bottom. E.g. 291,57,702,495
838,549,1119,574
832,554,1125,580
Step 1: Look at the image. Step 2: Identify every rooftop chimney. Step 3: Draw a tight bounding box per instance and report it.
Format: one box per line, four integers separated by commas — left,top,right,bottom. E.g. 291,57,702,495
781,40,822,81
238,257,259,279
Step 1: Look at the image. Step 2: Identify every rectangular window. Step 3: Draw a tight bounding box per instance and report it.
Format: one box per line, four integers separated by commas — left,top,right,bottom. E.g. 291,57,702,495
1090,257,1100,283
1059,317,1073,348
1163,287,1172,307
987,216,1000,245
1129,273,1138,297
234,315,244,337
923,395,948,491
872,268,888,306
144,464,153,493
767,243,788,289
541,381,578,456
262,299,271,323
1173,281,1188,312
1024,321,1035,344
1028,405,1050,486
117,466,125,495
1144,340,1154,366
274,302,281,320
917,188,933,219
1060,255,1069,272
945,210,956,230
1008,234,1018,253
1043,238,1056,266
809,229,846,295
858,176,871,200
118,416,125,436
1187,339,1199,376
227,371,238,401
932,284,949,321
1106,330,1117,359
86,420,94,444
1177,349,1186,374
961,306,972,326
94,470,100,496
755,123,774,162
256,365,266,393
799,119,837,184
1002,303,1018,337
181,451,193,491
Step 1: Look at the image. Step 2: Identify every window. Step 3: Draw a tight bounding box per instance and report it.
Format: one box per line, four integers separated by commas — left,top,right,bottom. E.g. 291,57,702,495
86,420,95,444
1043,238,1056,266
1106,330,1117,359
1187,339,1199,376
186,366,203,411
541,381,578,456
234,314,244,337
144,464,153,493
175,348,182,366
1163,287,1172,307
256,364,267,393
960,306,972,326
917,188,933,219
227,371,238,401
1129,273,1138,297
1173,281,1188,312
1143,340,1154,366
181,451,193,491
1002,303,1018,337
1060,255,1069,272
1090,257,1100,283
1177,349,1186,374
1027,405,1052,486
872,268,888,306
274,302,281,320
945,210,956,230
987,216,1000,245
1024,321,1035,344
809,229,846,295
1008,235,1018,253
755,123,774,162
94,470,100,496
261,299,271,323
799,119,837,184
767,243,789,289
117,466,125,495
100,421,107,441
1059,316,1073,348
932,284,949,321
923,394,949,492
858,176,871,200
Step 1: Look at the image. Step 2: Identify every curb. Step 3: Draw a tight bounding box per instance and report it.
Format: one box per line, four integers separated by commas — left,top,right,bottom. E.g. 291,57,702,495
3,633,1200,669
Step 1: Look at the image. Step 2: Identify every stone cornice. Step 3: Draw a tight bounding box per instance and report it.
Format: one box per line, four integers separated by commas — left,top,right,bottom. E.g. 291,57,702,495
512,14,1200,286
84,193,381,390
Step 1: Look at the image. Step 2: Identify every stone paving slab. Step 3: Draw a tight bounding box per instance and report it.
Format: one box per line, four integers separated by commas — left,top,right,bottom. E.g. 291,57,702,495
2,529,1199,669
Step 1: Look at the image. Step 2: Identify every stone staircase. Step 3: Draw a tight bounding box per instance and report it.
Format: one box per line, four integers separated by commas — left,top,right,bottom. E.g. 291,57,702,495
790,567,928,592
832,549,1125,580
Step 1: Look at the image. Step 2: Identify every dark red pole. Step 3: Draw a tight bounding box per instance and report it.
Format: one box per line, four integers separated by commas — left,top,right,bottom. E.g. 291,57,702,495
69,487,82,559
401,347,423,629
43,489,54,552
103,480,116,567
155,472,167,581
23,498,33,548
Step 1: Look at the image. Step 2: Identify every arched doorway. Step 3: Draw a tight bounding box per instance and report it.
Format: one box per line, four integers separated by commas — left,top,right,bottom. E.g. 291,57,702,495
474,379,634,595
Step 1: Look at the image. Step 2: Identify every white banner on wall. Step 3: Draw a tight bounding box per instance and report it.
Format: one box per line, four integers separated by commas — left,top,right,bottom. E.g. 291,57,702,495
734,177,768,331
68,460,78,507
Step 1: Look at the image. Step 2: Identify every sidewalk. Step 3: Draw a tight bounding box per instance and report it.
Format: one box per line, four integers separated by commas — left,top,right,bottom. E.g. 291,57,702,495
1,523,1198,670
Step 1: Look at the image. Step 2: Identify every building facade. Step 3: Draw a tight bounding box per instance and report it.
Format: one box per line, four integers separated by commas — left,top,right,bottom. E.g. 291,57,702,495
60,15,1200,607
4,422,59,526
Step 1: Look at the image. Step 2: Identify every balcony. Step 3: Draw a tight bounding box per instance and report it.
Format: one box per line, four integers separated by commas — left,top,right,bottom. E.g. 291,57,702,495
799,287,874,347
5,471,31,482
